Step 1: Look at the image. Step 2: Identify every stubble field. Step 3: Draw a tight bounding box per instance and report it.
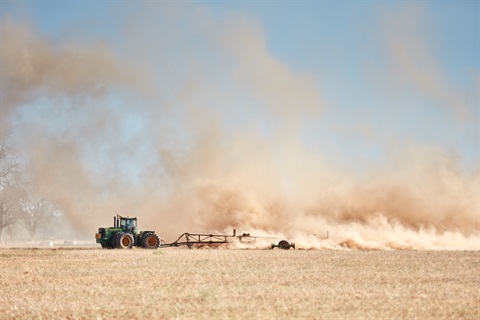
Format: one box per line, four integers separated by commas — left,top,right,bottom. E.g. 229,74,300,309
0,248,478,320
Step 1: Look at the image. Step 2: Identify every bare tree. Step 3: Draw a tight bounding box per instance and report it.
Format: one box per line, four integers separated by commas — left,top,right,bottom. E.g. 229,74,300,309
0,135,18,187
0,186,23,242
0,134,22,242
20,163,56,241
21,196,56,241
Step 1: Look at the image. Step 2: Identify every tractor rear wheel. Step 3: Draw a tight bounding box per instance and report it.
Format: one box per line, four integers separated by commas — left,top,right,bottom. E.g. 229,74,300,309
114,232,134,249
142,233,160,249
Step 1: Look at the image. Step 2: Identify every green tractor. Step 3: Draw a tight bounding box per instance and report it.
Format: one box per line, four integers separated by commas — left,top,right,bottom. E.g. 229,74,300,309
95,215,160,249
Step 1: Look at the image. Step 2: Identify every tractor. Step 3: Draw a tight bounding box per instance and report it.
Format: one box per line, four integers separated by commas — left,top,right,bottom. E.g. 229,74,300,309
95,215,160,249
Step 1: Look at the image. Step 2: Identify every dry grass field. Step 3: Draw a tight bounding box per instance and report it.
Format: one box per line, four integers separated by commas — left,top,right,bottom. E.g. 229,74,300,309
0,248,478,320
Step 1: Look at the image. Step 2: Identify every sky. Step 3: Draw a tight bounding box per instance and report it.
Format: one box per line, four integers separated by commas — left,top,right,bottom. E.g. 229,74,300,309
5,0,477,168
0,1,479,249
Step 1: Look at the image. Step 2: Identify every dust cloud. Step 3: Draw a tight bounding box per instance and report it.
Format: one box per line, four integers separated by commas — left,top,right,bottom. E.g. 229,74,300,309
1,4,478,249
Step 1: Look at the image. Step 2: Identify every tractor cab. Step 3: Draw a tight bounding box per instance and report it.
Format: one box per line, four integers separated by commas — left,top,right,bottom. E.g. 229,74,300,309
116,215,138,234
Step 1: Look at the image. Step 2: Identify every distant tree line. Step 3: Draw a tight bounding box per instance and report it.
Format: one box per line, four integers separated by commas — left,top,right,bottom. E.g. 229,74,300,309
0,133,61,242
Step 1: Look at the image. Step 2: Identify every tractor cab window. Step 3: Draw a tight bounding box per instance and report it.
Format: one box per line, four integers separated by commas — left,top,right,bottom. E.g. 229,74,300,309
120,219,137,229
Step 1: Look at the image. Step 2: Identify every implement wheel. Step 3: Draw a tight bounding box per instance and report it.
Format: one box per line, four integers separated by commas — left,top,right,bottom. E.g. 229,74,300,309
278,240,293,250
142,233,160,249
114,233,134,249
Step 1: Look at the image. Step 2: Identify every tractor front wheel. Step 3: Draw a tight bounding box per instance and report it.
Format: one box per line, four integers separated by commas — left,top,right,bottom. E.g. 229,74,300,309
101,242,113,249
142,233,160,249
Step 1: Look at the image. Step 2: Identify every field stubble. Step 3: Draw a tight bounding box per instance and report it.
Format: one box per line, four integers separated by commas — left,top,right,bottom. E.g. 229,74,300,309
0,248,478,319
